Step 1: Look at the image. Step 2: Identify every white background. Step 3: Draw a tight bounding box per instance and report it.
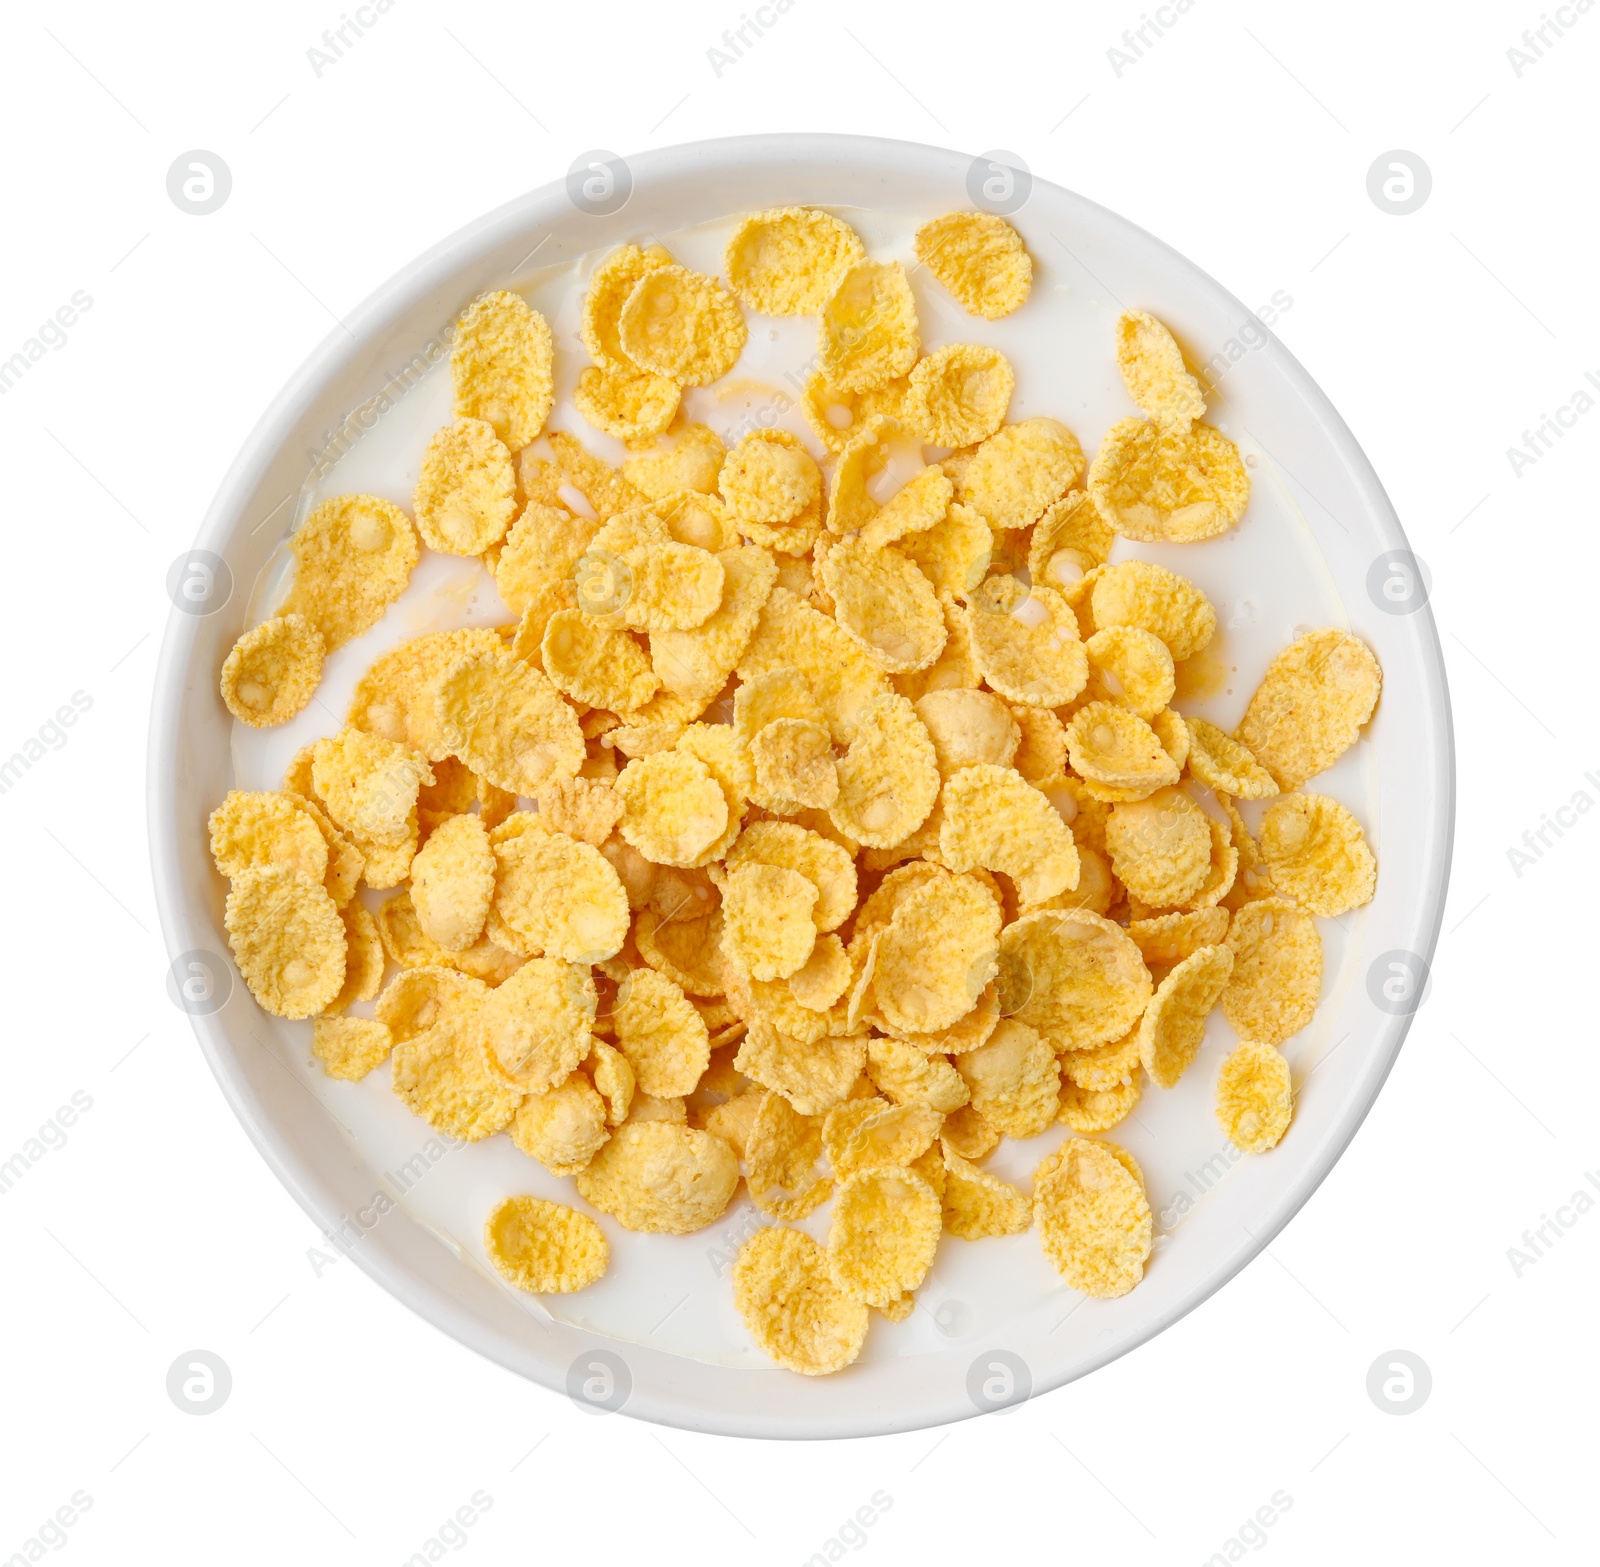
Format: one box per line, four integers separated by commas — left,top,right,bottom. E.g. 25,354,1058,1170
0,0,1593,1562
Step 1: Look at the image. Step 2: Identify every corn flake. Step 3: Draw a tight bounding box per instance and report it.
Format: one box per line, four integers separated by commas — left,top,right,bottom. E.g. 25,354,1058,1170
1104,786,1213,909
953,1019,1059,1138
967,581,1087,707
1089,560,1216,662
311,1016,391,1081
280,494,419,651
897,501,992,597
622,423,726,500
512,1074,609,1174
823,1099,942,1182
725,207,866,315
224,865,346,1019
1089,417,1249,543
745,1091,832,1218
616,750,730,867
735,1023,864,1116
392,1012,521,1141
1128,907,1230,969
1138,943,1232,1088
1034,1136,1151,1297
1222,896,1322,1044
413,418,516,555
481,955,595,1091
733,1226,869,1375
1060,1024,1143,1091
618,264,747,387
208,790,329,884
1215,1039,1293,1153
1084,626,1176,719
939,764,1081,906
1116,310,1205,428
998,909,1152,1050
1186,718,1279,799
1260,793,1376,916
866,1036,969,1114
914,211,1032,320
1065,701,1180,796
576,1121,739,1233
452,290,554,450
484,1194,608,1293
611,968,709,1097
492,825,629,962
826,1167,941,1307
817,260,919,392
941,1142,1030,1239
408,811,494,951
220,615,325,727
574,364,680,445
434,646,585,795
653,545,778,706
818,537,946,674
907,343,1015,448
721,862,818,981
1058,1075,1141,1132
581,243,674,372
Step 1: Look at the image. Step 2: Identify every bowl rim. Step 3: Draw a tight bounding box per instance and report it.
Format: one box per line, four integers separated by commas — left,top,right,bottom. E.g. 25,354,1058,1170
148,130,1455,1439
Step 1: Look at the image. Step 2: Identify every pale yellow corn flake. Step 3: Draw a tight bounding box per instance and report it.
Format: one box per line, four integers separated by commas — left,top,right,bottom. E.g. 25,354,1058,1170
1236,629,1382,791
576,1121,739,1233
956,419,1083,531
413,417,516,555
998,909,1152,1050
573,364,680,445
612,968,709,1097
733,1226,869,1375
493,503,599,617
858,467,955,551
311,1015,391,1081
581,243,675,373
953,1018,1059,1138
327,900,384,1012
914,210,1032,321
1058,1074,1141,1132
939,764,1080,907
452,290,554,450
822,413,910,537
719,429,822,528
208,790,329,884
1222,896,1322,1045
279,494,419,651
1182,813,1240,912
347,627,505,758
392,1012,521,1141
1084,625,1176,719
828,694,939,847
941,1103,1001,1161
1116,310,1205,428
907,343,1014,448
897,501,992,597
626,1093,688,1126
1009,704,1068,785
540,609,659,714
750,719,838,812
1104,786,1213,908
886,980,1002,1056
353,815,418,890
725,207,866,315
481,955,596,1090
1064,701,1180,796
817,537,946,675
375,963,487,1043
532,776,622,848
823,1099,942,1183
1260,793,1376,916
375,891,453,972
224,865,345,1019
941,1142,1030,1240
622,423,726,500
1089,560,1216,662
615,749,729,867
914,689,1020,780
1186,717,1279,799
1136,942,1232,1088
967,581,1088,707
409,812,494,952
787,933,852,1011
735,1023,864,1116
484,1194,608,1293
827,1166,942,1307
511,1073,609,1175
817,259,919,392
721,862,818,981
588,1040,636,1126
1060,1024,1143,1091
1089,417,1249,543
310,728,432,847
1216,1039,1294,1153
619,542,725,635
653,545,778,706
492,825,629,963
1034,1136,1151,1297
852,861,950,944
635,906,729,996
618,264,747,387
1128,907,1230,969
1028,490,1115,594
520,431,648,523
434,645,585,795
865,1035,970,1114
650,488,737,553
745,1091,832,1218
220,614,325,727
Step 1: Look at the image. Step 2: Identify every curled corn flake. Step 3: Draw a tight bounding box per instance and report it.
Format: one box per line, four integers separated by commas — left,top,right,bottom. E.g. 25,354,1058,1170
636,906,728,997
1222,896,1322,1045
224,865,346,1019
787,933,852,1011
534,776,622,848
623,423,726,502
481,955,595,1091
576,1121,739,1233
908,343,1014,448
1009,705,1068,786
435,646,584,795
392,1014,521,1141
574,364,680,444
208,790,328,884
581,243,674,372
828,693,940,848
1060,1024,1143,1091
733,666,822,746
823,1099,942,1182
1089,559,1216,662
493,826,629,962
852,861,949,944
729,967,830,1047
802,373,916,455
1181,813,1239,912
957,418,1083,531
967,582,1087,707
1260,793,1376,916
494,503,598,618
915,689,1019,779
484,1194,607,1293
875,874,1001,1036
1186,718,1278,799
410,812,494,952
745,1091,831,1217
719,429,822,527
626,1093,688,1125
616,750,729,867
328,900,384,1012
1034,1137,1151,1297
1116,310,1205,428
866,1036,969,1114
751,718,838,812
998,909,1152,1050
1065,701,1180,795
898,500,992,597
858,467,954,552
376,892,454,971
1045,843,1113,916
653,544,778,706
940,1102,1001,1161
618,264,747,387
349,628,505,759
822,413,909,538
620,542,725,634
1128,907,1230,969
827,1167,942,1307
721,862,818,981
1216,1039,1293,1153
733,1226,868,1375
220,615,324,727
280,494,419,651
817,259,920,393
1058,1074,1141,1132
512,1074,609,1174
614,968,709,1097
452,290,554,450
1084,625,1176,719
1139,943,1233,1088
1236,629,1382,791
1089,417,1249,543
914,210,1032,320
414,418,515,555
311,1015,391,1081
376,964,488,1043
1105,786,1213,908
589,1040,635,1126
311,728,432,847
818,537,946,674
941,1142,1030,1239
954,1019,1059,1139
939,764,1080,907
541,609,659,714
735,1024,864,1116
887,980,1002,1056
1028,490,1115,594
725,207,866,315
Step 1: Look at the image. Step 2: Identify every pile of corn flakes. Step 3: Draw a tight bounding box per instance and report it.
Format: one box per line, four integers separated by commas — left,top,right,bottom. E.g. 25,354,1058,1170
209,206,1380,1376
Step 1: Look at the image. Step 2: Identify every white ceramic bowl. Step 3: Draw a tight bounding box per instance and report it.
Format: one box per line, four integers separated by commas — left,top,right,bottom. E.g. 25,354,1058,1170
148,133,1453,1439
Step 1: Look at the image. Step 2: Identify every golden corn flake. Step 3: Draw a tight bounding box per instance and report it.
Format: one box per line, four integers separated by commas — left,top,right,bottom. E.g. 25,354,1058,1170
279,494,419,651
733,1226,869,1375
907,343,1015,449
622,422,726,500
618,264,747,387
873,873,1000,1037
817,259,919,392
1089,559,1216,662
1128,907,1230,969
392,1012,521,1141
452,290,554,450
1215,1039,1294,1154
653,545,778,706
953,1019,1059,1139
635,904,729,995
626,1093,688,1126
818,537,946,674
787,933,852,1011
735,1024,864,1117
1116,310,1205,428
348,627,505,759
866,1036,970,1114
828,693,940,848
938,1103,1000,1161
1034,1136,1151,1298
220,614,325,727
1065,701,1180,796
311,728,432,848
481,955,595,1090
889,980,1001,1056
998,909,1152,1050
1060,1024,1142,1091
376,963,487,1042
725,207,866,315
581,243,674,372
1089,417,1249,543
745,1090,831,1218
493,503,598,618
1009,704,1068,785
511,1073,609,1175
409,812,493,951
208,790,329,884
851,861,949,943
1138,943,1233,1088
327,900,384,1012
375,891,453,971
721,862,818,981
1236,629,1382,790
620,542,725,635
434,646,585,795
538,609,658,714
827,1167,941,1307
310,1015,390,1081
588,1041,636,1126
823,1099,942,1182
615,750,730,868
802,373,916,455
1084,626,1176,719
1058,1075,1141,1132
897,501,992,597
858,467,954,551
914,689,1020,779
1104,786,1213,909
719,429,822,531
957,419,1083,533
941,1142,1030,1240
1186,717,1278,799
914,211,1032,321
574,363,680,445
224,865,345,1019
413,418,515,556
967,581,1087,707
751,719,838,812
1222,896,1322,1044
1260,793,1377,916
576,1121,739,1233
492,826,629,962
612,968,709,1098
533,776,622,848
1028,490,1115,594
484,1194,608,1294
939,764,1080,906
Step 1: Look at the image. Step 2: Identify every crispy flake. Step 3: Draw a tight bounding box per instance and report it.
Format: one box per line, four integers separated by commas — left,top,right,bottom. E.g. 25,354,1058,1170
1260,793,1377,916
914,211,1032,320
725,208,866,315
939,764,1081,906
997,909,1152,1050
817,259,919,392
1215,1039,1293,1153
733,1226,868,1375
220,615,324,727
575,1121,739,1233
484,1194,608,1293
1116,310,1205,428
1088,417,1249,543
452,290,554,449
279,494,419,651
827,1167,942,1307
434,646,585,795
1221,897,1322,1045
1034,1137,1151,1297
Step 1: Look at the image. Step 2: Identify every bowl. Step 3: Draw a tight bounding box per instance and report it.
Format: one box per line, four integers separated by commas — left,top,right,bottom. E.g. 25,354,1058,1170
148,132,1453,1439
